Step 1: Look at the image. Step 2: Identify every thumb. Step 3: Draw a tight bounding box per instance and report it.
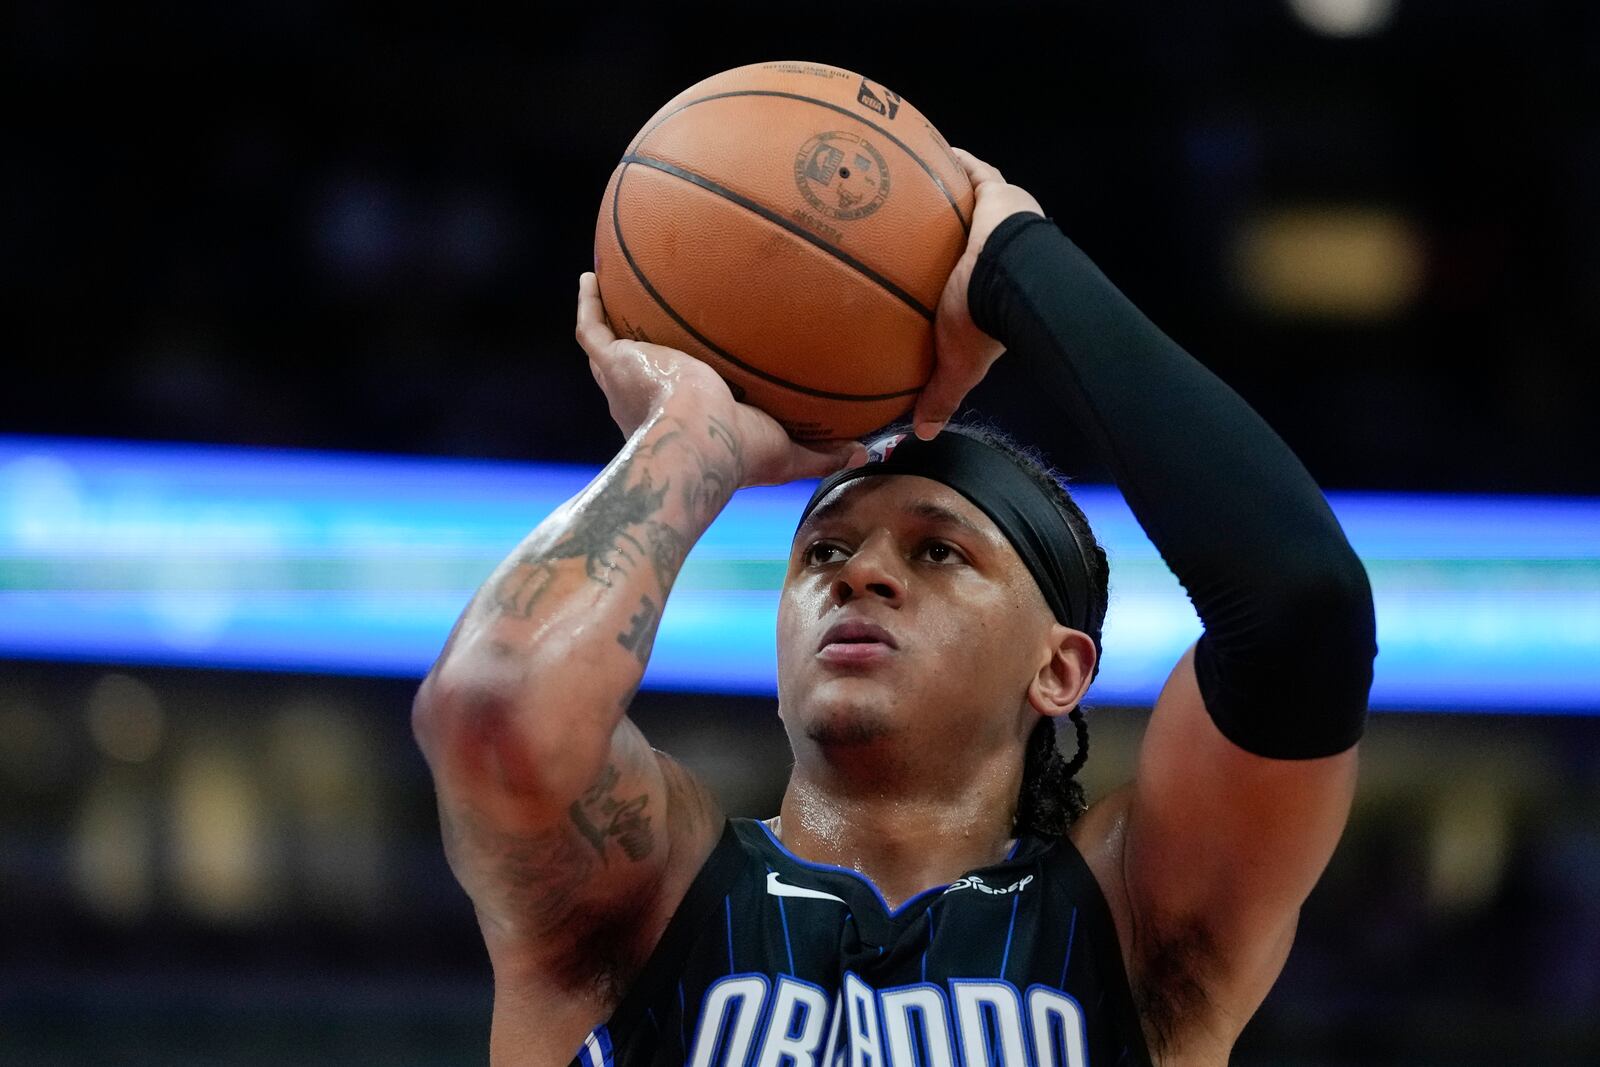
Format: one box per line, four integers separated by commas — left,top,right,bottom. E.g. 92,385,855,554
916,263,999,438
787,439,867,481
913,355,982,441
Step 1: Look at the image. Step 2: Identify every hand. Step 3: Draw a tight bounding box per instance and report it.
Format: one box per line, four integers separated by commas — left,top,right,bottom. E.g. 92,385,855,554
575,273,865,486
914,148,1045,439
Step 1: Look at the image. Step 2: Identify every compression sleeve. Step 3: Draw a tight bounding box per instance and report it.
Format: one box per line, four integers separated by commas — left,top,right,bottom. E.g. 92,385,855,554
969,212,1376,758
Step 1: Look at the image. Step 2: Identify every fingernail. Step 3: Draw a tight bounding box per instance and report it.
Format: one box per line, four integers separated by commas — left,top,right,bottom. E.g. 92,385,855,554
915,420,943,440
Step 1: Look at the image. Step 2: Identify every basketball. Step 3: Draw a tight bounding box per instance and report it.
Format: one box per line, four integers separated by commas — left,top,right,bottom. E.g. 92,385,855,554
593,61,975,441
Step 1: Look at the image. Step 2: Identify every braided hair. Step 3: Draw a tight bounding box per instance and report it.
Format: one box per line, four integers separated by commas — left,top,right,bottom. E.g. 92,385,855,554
923,421,1111,837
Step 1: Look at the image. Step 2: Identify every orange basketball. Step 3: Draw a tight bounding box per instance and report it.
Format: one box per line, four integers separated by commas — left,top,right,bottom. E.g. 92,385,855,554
594,61,974,441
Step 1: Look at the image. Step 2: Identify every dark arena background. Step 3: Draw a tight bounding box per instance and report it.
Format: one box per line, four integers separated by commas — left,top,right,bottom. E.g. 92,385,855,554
5,2,1600,1064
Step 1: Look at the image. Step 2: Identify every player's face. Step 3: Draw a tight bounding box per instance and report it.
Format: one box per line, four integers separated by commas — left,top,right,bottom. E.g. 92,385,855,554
777,475,1061,765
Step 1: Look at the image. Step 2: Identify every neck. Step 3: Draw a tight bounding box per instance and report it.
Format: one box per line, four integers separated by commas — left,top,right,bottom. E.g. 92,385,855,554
775,758,1022,910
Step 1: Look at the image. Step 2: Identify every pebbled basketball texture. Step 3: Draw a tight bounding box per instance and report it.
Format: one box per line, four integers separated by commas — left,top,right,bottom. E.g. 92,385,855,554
594,61,974,441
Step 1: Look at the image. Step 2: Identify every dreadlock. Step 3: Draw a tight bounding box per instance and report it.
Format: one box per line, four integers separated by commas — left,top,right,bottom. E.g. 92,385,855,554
922,420,1111,837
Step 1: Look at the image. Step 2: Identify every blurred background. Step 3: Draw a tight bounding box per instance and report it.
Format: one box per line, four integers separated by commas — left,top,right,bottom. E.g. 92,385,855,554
5,0,1599,1063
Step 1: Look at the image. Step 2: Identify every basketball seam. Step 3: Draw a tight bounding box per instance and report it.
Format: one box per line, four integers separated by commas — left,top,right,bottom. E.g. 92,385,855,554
629,88,971,236
621,152,935,322
610,162,923,404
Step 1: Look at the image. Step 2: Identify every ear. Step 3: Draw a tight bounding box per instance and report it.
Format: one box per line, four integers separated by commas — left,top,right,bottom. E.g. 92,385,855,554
1026,625,1097,719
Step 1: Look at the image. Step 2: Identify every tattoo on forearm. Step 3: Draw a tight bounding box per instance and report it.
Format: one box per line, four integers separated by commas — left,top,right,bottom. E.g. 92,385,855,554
706,414,740,471
683,470,731,528
569,763,654,862
648,425,685,456
680,413,742,527
489,462,667,618
493,560,557,618
549,468,668,585
486,414,744,626
643,521,688,593
615,594,660,665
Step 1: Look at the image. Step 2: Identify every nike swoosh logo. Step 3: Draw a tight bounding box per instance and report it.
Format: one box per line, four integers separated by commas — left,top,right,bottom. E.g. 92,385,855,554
766,870,848,904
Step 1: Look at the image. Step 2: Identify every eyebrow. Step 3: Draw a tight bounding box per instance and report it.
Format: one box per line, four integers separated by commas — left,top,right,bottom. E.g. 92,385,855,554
796,495,989,541
905,500,987,538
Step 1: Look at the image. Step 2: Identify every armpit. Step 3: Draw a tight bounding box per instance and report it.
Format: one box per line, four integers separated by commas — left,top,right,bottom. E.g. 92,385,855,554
542,865,668,1003
1131,917,1219,1059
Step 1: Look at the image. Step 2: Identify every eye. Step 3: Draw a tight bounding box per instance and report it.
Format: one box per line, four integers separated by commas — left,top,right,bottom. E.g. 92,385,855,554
916,540,966,565
802,541,850,567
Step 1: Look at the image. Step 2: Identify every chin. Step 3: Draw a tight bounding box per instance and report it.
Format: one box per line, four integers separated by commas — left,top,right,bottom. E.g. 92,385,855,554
798,693,898,748
806,713,892,747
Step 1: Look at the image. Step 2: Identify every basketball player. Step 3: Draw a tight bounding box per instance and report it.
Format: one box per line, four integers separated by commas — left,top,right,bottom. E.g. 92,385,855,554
411,150,1376,1065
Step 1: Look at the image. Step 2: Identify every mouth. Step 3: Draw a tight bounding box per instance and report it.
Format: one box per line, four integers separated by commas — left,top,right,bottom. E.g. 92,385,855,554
817,618,899,663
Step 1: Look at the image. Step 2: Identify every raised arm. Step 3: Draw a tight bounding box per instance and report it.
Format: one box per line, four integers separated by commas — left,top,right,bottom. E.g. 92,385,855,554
412,274,860,1060
929,153,1376,1059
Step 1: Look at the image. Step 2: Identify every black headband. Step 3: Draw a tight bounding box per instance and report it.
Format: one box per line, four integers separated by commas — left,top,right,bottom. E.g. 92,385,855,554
798,432,1099,635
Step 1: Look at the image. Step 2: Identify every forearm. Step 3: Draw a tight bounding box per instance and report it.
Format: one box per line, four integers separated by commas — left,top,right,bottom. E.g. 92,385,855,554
970,213,1376,757
422,393,743,797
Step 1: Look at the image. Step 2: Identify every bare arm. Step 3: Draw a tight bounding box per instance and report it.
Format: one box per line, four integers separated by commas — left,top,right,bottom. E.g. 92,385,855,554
412,274,859,1057
1075,649,1359,1059
413,397,737,936
934,153,1375,1060
1120,646,1356,1049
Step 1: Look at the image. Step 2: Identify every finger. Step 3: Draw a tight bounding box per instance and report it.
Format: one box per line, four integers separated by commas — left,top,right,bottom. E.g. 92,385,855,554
574,272,616,356
949,147,1005,187
912,359,984,440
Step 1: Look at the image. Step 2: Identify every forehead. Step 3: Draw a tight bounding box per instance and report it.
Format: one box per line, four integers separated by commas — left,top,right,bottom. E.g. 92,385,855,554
795,474,1007,545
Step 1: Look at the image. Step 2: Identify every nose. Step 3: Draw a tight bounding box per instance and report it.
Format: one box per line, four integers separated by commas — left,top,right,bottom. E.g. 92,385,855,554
830,535,905,607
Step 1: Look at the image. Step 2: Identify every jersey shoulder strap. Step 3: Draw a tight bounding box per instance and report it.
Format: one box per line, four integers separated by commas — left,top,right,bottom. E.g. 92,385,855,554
1048,829,1154,1065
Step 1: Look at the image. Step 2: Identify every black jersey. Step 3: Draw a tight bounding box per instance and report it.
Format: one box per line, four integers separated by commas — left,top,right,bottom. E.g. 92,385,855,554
571,817,1152,1066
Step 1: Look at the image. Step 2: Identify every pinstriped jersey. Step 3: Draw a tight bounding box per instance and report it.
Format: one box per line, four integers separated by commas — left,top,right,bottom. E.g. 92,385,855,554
571,818,1153,1066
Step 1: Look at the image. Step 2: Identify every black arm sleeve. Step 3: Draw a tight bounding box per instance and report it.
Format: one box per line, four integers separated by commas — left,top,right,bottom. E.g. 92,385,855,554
970,212,1376,758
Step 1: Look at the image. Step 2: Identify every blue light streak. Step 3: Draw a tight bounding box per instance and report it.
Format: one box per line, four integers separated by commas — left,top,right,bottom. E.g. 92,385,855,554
2,435,1596,713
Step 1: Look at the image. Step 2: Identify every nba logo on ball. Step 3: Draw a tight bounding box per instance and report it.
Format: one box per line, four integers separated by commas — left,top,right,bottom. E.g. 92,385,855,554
855,77,901,118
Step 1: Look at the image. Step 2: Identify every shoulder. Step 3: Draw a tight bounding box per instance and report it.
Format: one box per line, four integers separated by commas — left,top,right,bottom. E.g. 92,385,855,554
1068,785,1133,930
